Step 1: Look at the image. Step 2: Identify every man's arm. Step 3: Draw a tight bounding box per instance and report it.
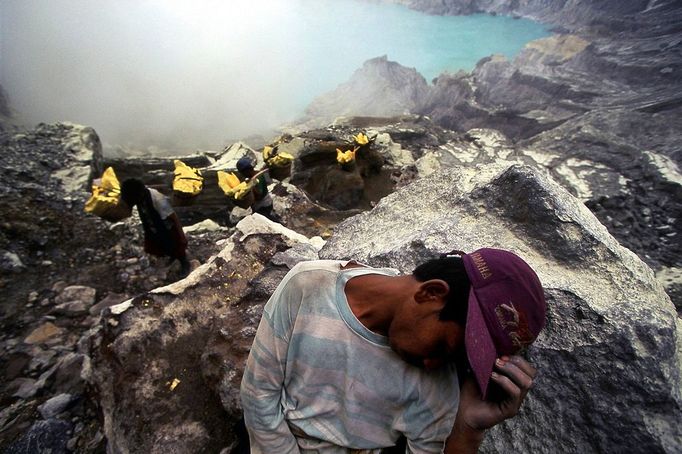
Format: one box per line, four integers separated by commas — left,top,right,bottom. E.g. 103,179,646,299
240,273,302,454
444,355,537,453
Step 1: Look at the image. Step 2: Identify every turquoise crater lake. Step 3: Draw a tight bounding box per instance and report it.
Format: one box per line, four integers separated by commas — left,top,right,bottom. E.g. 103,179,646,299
291,0,550,107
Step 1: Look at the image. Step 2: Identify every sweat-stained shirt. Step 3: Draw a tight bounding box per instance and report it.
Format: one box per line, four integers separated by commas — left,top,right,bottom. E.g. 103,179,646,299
240,260,460,454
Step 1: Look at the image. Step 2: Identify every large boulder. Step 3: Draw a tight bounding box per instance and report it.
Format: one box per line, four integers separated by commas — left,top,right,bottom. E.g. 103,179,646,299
0,122,118,292
320,164,681,453
0,122,103,202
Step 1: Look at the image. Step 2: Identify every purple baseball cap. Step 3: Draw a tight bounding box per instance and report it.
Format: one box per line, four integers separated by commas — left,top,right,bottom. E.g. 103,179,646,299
460,248,546,399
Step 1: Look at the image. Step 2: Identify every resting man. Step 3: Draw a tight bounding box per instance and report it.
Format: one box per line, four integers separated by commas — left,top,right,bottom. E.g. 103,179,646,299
240,248,546,453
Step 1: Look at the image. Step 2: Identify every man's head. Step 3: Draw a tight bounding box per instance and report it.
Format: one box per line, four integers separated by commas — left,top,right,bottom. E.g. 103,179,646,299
388,255,470,370
413,255,470,325
120,178,147,207
396,248,546,397
237,157,255,177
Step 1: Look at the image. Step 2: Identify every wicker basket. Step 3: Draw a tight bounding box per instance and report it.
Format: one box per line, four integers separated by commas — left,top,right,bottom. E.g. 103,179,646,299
268,163,292,180
172,190,198,207
233,190,255,209
340,161,356,172
100,201,133,222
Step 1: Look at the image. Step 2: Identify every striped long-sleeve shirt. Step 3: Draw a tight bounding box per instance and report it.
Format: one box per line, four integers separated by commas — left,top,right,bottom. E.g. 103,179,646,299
240,260,460,453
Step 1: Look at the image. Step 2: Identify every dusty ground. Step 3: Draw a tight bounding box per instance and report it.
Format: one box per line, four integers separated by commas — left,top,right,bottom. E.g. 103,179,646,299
0,192,232,451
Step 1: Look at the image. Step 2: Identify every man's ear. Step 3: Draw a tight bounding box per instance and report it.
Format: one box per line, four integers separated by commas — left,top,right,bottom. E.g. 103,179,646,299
414,279,450,304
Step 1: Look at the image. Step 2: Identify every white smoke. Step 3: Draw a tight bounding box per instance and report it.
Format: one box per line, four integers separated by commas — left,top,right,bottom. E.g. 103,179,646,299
0,0,329,154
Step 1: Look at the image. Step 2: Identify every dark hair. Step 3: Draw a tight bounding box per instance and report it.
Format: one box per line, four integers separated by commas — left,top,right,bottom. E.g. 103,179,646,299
237,157,255,174
120,178,148,206
413,255,470,325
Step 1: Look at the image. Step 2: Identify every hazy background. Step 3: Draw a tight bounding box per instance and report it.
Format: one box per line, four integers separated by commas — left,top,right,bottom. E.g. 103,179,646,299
1,0,312,154
0,0,547,155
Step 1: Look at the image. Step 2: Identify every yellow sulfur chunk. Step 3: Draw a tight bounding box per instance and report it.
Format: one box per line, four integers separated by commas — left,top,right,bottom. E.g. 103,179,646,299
354,132,369,145
218,172,254,200
84,167,121,214
264,148,294,168
217,171,241,192
336,147,358,164
172,160,204,196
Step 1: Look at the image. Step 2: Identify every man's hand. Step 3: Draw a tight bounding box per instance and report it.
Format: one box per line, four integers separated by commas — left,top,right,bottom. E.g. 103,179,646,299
444,355,537,453
460,355,537,430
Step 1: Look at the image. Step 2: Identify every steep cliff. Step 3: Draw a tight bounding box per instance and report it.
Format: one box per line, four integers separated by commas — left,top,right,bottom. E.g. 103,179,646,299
390,0,677,31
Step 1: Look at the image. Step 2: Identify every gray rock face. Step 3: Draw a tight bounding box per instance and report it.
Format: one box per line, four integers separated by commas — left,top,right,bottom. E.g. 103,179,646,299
320,164,681,453
301,56,430,130
0,122,103,200
0,122,110,285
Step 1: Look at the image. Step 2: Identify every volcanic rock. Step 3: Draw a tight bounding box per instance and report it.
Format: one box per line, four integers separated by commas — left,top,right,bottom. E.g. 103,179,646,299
51,353,87,395
55,286,97,306
392,0,676,30
0,251,25,273
89,292,129,316
23,323,63,345
301,56,430,130
320,163,681,453
37,393,75,419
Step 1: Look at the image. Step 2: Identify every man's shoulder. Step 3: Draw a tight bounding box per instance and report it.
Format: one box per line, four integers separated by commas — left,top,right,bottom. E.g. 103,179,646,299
288,260,345,276
147,187,166,200
266,261,345,315
279,260,346,290
148,188,174,218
